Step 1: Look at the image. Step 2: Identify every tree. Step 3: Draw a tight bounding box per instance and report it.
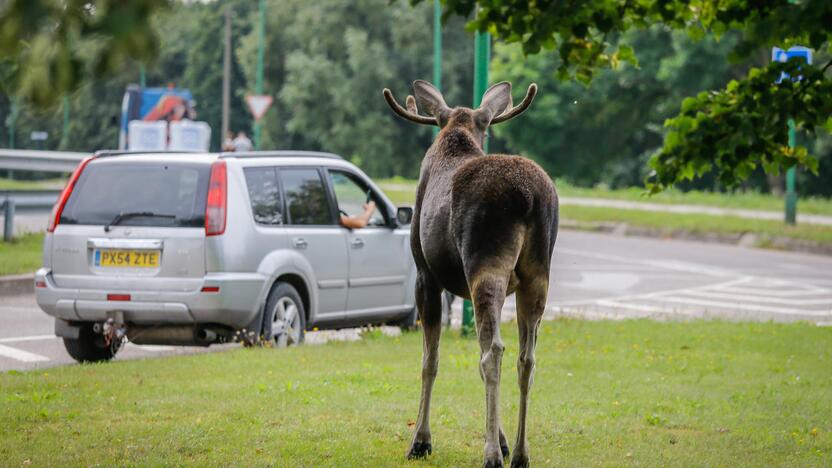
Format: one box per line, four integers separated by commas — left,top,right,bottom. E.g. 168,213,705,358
0,0,171,107
425,0,832,192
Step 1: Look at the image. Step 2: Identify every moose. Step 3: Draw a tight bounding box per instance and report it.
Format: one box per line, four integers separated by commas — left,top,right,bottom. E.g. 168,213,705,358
383,80,558,467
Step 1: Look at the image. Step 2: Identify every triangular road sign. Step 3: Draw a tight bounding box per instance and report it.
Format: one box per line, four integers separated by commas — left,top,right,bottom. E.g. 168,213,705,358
246,95,274,121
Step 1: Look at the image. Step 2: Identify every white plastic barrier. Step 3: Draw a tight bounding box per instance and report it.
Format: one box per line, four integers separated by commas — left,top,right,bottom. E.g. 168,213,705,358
128,121,168,151
169,120,211,151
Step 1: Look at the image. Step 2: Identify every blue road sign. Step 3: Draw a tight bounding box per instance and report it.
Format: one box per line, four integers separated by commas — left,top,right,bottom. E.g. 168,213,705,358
772,46,812,82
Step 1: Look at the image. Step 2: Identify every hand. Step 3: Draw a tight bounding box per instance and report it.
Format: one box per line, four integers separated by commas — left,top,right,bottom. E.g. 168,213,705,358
363,201,376,212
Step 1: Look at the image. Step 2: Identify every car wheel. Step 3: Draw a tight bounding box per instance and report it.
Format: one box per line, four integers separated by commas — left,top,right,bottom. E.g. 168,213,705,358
262,282,306,347
63,323,121,363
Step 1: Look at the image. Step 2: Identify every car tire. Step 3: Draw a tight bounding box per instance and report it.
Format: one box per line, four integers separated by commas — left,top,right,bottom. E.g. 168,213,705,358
262,282,306,347
63,323,120,363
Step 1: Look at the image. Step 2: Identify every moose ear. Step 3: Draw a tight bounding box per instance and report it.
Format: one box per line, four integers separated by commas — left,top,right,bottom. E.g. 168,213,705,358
412,80,449,118
477,82,512,121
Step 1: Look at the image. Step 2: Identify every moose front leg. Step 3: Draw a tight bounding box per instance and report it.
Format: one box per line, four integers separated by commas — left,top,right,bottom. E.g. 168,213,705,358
407,273,443,459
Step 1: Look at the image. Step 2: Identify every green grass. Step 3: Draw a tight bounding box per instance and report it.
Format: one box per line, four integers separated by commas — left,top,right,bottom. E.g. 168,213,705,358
1,320,830,466
377,179,832,247
0,233,43,276
377,178,832,216
0,177,67,190
561,205,832,245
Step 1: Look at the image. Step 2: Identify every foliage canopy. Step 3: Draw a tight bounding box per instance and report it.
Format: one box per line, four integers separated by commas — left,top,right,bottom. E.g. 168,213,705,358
426,0,832,191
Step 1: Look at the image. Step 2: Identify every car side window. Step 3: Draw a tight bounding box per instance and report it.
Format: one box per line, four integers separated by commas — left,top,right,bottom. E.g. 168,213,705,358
329,170,386,227
280,168,334,225
243,167,283,225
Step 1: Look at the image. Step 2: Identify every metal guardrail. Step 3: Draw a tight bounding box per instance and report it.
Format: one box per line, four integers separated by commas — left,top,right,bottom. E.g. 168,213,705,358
1,190,60,241
0,149,87,172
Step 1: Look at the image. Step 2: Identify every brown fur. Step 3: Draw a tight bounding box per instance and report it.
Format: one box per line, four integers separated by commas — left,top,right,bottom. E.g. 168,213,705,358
384,80,558,468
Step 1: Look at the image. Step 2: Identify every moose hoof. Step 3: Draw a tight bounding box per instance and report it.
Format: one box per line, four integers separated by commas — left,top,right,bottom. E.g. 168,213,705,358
509,454,530,468
407,441,432,459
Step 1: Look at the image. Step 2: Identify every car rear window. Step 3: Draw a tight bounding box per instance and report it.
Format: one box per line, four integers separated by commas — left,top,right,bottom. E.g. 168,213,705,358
60,161,210,228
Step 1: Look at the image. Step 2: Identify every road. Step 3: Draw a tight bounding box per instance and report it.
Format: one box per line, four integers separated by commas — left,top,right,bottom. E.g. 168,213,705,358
2,230,831,372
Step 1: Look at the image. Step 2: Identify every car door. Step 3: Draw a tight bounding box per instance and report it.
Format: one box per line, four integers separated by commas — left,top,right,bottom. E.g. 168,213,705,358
279,167,348,319
327,169,409,315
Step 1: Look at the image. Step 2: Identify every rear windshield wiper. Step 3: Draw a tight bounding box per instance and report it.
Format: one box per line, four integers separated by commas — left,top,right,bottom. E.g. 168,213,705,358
104,211,176,232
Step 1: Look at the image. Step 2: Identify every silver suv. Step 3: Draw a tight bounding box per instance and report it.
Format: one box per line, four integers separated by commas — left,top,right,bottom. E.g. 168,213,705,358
35,150,420,362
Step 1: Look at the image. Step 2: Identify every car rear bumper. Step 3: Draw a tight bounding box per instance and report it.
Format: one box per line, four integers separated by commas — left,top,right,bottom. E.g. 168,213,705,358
34,268,267,329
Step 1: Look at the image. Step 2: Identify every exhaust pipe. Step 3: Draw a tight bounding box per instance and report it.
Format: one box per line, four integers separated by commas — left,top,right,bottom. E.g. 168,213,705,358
197,328,218,343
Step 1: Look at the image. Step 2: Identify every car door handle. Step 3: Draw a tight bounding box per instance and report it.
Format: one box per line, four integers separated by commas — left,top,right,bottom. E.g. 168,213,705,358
292,238,308,249
351,238,365,249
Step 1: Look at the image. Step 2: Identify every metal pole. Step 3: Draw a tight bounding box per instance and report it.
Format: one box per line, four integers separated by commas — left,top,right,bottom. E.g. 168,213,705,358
785,119,797,224
432,0,442,140
8,98,17,149
3,198,14,241
254,0,265,150
461,28,491,337
60,96,70,149
140,63,146,88
222,8,232,140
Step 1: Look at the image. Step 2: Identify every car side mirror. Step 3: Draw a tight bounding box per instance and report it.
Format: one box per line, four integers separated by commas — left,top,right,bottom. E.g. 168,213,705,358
396,206,413,226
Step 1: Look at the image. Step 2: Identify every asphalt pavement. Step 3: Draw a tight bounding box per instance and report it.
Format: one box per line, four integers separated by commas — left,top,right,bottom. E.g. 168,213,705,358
2,230,831,372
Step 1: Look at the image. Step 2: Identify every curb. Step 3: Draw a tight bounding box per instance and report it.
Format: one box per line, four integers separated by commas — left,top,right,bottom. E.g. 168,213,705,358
560,219,832,257
0,273,34,297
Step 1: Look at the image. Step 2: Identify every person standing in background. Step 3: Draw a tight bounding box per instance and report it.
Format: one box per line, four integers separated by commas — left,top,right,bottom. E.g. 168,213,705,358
232,131,253,152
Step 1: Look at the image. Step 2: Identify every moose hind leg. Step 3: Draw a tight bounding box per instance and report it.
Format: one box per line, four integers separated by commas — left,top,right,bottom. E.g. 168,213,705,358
472,273,509,467
511,278,548,468
407,272,443,459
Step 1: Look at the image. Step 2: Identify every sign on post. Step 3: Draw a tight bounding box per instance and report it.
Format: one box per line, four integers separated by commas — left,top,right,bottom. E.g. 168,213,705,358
245,95,273,121
30,131,48,141
772,46,812,82
772,45,812,225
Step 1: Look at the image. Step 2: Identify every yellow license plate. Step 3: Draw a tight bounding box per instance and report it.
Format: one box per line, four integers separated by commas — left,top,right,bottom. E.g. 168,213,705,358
95,249,160,268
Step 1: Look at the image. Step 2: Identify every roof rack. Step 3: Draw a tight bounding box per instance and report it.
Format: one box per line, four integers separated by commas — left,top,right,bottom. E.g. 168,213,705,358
220,150,343,160
92,150,212,159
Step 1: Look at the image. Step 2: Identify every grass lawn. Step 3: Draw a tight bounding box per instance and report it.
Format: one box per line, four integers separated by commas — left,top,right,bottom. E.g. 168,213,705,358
377,178,832,216
0,233,43,276
377,179,832,247
0,177,67,190
1,320,830,466
561,205,832,245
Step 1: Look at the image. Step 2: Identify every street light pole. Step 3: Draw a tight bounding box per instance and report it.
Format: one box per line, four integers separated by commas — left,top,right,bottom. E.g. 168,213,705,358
254,0,266,150
461,27,491,337
222,8,232,141
60,96,70,149
785,119,797,224
432,0,442,139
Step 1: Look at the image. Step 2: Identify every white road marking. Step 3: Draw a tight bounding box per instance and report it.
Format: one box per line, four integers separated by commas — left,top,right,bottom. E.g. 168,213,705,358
713,286,829,297
0,344,50,362
0,335,55,344
679,289,832,306
658,296,830,316
595,300,673,314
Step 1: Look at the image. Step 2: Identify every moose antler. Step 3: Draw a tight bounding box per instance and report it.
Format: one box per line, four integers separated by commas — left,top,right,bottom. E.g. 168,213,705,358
491,83,538,124
383,88,437,126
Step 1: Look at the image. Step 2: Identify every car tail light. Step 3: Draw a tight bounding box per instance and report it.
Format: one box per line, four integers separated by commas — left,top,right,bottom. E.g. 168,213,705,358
47,156,94,232
205,160,227,236
35,280,46,288
107,293,131,301
201,286,220,293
